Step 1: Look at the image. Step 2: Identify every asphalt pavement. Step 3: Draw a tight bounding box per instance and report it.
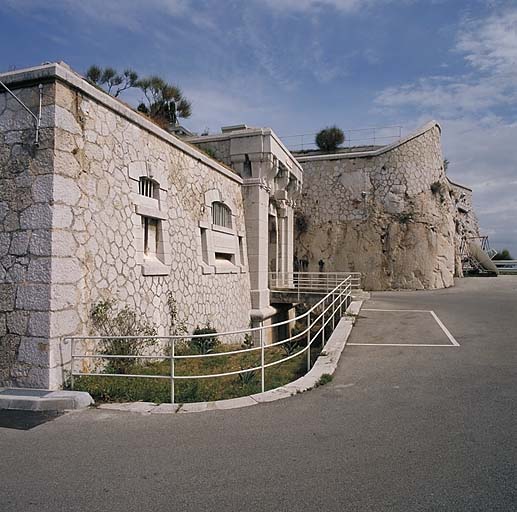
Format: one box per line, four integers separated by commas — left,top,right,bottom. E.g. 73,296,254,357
1,277,516,511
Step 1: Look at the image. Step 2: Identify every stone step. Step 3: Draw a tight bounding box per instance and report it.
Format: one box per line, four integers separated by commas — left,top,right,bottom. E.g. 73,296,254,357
0,388,93,412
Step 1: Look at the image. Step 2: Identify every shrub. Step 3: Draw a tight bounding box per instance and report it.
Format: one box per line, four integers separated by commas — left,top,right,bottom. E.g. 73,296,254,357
315,126,345,152
396,212,414,224
90,299,158,374
430,181,443,195
190,324,220,354
295,212,309,235
317,373,333,386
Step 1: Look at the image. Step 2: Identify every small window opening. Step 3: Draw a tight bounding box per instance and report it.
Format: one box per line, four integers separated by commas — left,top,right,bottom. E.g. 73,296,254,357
143,217,159,257
215,252,234,263
212,201,232,229
139,177,156,198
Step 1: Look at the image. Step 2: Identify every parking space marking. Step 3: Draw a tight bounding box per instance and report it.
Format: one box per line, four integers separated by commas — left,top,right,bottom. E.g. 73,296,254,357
349,309,460,347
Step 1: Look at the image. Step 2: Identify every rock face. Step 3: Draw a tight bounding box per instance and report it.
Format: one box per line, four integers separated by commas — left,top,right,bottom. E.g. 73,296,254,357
295,122,458,290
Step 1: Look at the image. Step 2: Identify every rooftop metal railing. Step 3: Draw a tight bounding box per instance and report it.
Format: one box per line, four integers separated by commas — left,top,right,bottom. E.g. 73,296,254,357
280,125,403,152
65,276,353,404
269,271,362,295
493,260,517,273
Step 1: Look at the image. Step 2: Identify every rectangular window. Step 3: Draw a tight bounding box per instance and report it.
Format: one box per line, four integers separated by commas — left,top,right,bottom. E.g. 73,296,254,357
143,217,159,257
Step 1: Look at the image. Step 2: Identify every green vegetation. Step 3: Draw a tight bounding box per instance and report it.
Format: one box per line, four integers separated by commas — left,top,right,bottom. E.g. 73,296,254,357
70,299,333,404
493,249,513,260
317,373,333,386
315,126,345,152
85,65,192,127
90,299,157,374
190,324,220,355
72,343,323,404
396,212,414,224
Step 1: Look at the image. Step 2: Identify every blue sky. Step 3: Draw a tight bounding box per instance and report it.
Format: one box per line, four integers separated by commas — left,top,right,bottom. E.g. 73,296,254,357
1,0,516,256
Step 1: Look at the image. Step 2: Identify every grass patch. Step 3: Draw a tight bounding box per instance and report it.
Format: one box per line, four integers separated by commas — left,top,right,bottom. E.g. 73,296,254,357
316,373,333,386
71,343,323,404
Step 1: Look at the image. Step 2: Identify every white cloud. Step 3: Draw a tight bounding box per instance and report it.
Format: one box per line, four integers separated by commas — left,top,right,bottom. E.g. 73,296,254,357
259,0,410,12
0,0,194,32
456,9,517,74
375,7,517,255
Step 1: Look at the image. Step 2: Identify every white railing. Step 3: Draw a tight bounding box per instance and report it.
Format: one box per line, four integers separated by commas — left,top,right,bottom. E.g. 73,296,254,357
64,276,353,404
493,260,517,273
269,271,361,295
280,125,403,151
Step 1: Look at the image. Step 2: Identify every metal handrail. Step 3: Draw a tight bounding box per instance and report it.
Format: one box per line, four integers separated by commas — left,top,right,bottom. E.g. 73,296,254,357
269,271,362,294
65,276,354,403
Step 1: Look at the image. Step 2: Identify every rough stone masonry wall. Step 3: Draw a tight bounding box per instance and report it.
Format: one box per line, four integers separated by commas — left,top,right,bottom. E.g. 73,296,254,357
0,82,57,387
0,74,251,389
295,125,457,290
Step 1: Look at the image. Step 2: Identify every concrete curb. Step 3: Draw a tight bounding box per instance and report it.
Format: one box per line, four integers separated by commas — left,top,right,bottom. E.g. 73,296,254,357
98,300,363,415
0,389,94,412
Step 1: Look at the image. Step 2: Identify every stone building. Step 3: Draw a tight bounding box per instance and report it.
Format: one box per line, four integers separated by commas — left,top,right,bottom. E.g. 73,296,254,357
0,62,479,391
293,122,480,290
0,63,301,389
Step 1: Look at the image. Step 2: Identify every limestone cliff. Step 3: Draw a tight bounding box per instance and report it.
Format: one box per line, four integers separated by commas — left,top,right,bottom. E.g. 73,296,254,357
294,122,458,290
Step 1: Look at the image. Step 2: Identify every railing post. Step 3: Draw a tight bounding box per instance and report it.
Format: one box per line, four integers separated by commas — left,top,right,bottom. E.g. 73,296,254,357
260,328,265,393
307,309,311,372
70,338,75,390
171,338,175,404
322,297,326,347
332,290,335,330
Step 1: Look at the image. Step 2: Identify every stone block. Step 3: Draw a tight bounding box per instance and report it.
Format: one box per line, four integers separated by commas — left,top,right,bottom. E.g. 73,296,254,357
51,258,82,284
20,204,53,230
0,233,10,257
50,284,77,311
17,337,49,366
52,230,78,257
28,311,50,337
53,175,81,205
32,175,53,203
9,231,30,256
6,310,29,335
0,284,16,312
49,309,80,337
29,230,52,256
27,258,52,283
15,284,50,311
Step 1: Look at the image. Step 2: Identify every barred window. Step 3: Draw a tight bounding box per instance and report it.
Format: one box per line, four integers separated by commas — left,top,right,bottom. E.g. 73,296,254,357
212,201,232,229
139,177,156,198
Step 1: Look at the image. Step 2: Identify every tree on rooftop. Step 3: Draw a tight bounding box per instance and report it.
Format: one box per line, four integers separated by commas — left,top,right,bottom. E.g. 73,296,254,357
493,249,513,260
136,75,192,128
315,126,345,152
85,65,139,97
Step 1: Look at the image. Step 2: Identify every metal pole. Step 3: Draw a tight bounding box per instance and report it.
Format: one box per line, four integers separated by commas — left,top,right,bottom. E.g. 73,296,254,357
171,338,175,404
260,328,265,393
307,310,311,372
332,290,335,330
70,338,75,390
322,298,326,347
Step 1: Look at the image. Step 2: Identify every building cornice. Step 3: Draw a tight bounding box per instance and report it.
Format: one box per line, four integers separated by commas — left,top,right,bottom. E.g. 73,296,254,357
294,121,442,162
0,62,242,184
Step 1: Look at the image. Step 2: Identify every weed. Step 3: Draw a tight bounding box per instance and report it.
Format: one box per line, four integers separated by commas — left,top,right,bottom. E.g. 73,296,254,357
90,299,157,374
317,373,333,386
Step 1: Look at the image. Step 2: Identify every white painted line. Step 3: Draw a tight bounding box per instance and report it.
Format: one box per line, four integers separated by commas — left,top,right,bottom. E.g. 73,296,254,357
430,310,460,346
362,308,431,313
348,343,458,347
356,308,460,347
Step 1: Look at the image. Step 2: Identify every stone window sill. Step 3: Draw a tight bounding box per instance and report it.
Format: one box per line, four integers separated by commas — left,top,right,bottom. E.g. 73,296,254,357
136,204,167,220
211,224,235,235
142,259,169,276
